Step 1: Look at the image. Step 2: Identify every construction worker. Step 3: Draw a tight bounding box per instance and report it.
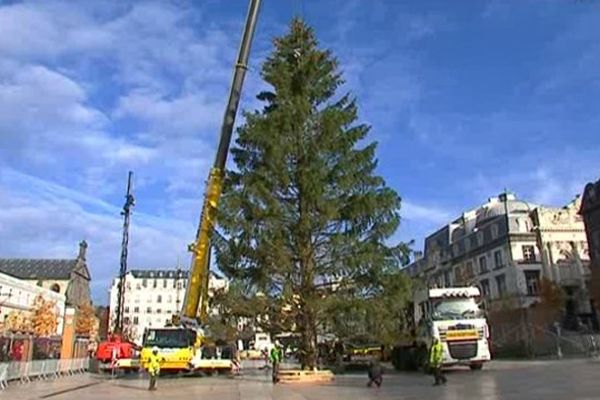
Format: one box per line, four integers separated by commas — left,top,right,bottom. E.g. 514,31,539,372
147,347,161,391
367,360,383,388
270,341,283,383
429,337,447,386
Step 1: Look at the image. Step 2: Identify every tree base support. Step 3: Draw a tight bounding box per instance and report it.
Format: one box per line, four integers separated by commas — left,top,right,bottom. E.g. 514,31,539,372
277,369,335,384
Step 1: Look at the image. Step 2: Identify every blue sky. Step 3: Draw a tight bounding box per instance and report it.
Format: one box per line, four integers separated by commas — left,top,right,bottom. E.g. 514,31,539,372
1,0,599,304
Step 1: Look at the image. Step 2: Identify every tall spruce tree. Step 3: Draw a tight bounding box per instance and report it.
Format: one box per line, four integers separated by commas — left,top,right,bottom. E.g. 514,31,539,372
215,19,409,368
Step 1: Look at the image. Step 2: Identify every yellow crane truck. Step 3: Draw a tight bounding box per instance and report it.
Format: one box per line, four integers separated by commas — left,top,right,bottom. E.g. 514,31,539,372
140,0,261,374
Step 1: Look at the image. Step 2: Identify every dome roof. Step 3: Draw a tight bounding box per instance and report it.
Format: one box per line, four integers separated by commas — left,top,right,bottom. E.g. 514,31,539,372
475,193,533,226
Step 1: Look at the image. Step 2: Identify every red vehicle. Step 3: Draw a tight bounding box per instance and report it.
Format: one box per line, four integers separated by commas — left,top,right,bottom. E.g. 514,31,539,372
95,334,137,369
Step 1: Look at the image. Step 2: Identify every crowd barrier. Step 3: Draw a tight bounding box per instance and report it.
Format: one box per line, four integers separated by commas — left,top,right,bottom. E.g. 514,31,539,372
0,358,89,389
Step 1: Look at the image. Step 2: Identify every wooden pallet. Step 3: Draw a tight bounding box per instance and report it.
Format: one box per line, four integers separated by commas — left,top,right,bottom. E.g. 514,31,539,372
278,369,335,383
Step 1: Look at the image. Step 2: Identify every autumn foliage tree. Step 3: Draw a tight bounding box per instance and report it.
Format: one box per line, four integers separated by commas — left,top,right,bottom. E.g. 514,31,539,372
31,295,58,337
4,310,32,333
76,302,97,338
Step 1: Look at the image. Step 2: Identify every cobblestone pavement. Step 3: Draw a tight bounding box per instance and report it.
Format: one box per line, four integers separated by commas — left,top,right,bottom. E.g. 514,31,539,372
8,359,600,400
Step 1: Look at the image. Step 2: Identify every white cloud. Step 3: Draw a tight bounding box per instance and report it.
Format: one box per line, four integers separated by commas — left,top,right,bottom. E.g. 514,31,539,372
0,168,194,304
0,64,106,140
0,0,247,303
402,200,454,225
465,148,600,208
0,2,112,60
114,90,223,138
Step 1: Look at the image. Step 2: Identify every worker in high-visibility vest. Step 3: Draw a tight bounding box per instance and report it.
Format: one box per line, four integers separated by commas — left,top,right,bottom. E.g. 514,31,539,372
429,337,447,385
147,347,162,391
270,342,283,384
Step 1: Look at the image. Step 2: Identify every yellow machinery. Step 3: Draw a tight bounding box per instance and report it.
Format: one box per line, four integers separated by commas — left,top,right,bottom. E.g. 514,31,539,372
140,0,261,374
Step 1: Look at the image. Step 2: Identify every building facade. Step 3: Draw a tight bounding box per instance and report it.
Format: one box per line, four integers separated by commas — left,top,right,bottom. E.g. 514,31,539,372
405,192,592,327
108,269,228,344
0,271,66,335
0,241,92,307
580,178,600,320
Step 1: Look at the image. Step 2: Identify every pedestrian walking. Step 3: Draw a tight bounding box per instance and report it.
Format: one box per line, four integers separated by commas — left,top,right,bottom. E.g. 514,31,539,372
429,337,446,386
231,343,241,375
367,360,383,388
147,347,161,391
270,341,283,384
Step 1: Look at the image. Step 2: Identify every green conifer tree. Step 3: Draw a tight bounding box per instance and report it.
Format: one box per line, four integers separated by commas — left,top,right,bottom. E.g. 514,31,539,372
215,18,409,369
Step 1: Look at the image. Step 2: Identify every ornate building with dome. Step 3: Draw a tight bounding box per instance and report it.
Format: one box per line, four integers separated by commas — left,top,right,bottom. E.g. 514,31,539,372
405,192,593,330
580,178,600,325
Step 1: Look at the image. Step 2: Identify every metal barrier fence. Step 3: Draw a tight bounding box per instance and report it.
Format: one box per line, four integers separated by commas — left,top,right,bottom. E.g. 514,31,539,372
0,358,89,390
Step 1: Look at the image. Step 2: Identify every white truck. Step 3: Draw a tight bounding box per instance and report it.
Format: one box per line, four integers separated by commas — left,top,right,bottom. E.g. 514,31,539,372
393,286,491,370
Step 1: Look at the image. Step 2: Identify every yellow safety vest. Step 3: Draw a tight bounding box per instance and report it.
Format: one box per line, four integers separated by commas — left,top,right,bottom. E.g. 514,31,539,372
148,354,161,375
429,341,444,367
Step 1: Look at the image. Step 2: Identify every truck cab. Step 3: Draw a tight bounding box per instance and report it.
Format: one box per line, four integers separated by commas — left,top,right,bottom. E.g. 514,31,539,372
414,287,491,370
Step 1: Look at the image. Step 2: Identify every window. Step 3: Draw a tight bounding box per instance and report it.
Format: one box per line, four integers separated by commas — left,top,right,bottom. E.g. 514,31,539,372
134,306,139,313
494,250,504,269
443,270,452,287
496,274,507,297
136,283,141,290
479,256,488,274
124,317,130,324
465,239,471,252
50,283,61,293
163,279,167,289
165,319,171,326
173,279,177,289
134,297,140,304
157,295,162,303
524,270,540,296
477,231,484,246
147,307,152,313
153,279,158,289
133,316,139,325
517,218,530,233
480,279,490,297
168,295,173,303
491,224,499,240
522,245,535,262
143,279,148,288
177,282,182,290
156,309,162,314
124,306,130,313
466,261,474,278
453,266,462,284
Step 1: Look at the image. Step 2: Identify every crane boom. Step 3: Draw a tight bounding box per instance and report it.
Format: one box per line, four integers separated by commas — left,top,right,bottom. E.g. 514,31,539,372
180,0,262,323
115,171,135,333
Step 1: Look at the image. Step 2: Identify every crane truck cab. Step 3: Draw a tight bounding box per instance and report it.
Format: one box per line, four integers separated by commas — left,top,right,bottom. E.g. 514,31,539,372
141,327,234,373
414,286,491,370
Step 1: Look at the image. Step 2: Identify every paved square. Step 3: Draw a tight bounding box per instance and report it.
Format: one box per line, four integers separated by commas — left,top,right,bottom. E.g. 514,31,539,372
9,359,600,400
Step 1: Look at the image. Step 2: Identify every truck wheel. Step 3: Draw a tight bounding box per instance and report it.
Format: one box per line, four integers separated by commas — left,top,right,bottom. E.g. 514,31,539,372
416,346,429,373
469,363,483,371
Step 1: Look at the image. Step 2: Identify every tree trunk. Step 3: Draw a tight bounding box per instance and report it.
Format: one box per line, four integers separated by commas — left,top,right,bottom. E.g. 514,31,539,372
299,303,318,369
